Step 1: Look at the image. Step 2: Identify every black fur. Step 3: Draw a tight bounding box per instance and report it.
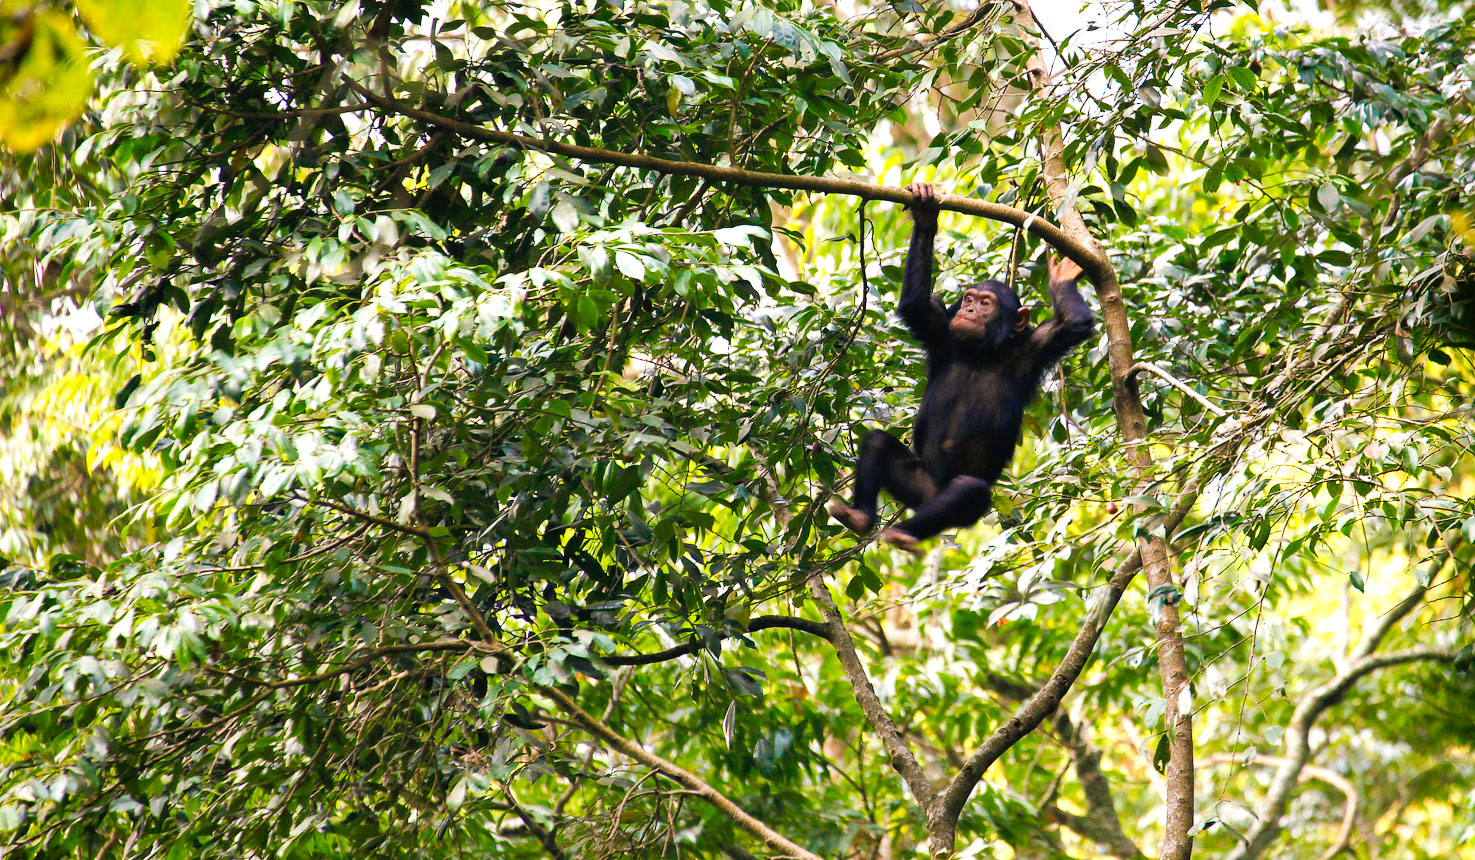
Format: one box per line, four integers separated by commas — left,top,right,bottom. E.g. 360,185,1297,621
842,204,1094,542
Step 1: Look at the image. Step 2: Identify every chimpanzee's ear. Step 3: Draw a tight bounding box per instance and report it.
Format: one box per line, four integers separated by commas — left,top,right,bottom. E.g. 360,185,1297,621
1014,307,1031,332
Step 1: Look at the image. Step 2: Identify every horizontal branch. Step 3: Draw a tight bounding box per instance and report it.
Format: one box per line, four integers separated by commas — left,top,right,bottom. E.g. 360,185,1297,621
345,78,1108,280
604,615,831,666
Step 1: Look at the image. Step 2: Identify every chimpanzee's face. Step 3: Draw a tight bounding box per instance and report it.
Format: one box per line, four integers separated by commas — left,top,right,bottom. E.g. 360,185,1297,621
950,281,1027,350
950,287,1003,337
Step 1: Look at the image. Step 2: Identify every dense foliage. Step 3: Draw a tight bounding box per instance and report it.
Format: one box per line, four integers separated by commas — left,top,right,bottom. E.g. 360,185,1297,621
2,2,1472,859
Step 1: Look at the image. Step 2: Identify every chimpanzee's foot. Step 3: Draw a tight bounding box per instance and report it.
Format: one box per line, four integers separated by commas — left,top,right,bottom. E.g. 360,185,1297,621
826,499,873,534
879,528,923,556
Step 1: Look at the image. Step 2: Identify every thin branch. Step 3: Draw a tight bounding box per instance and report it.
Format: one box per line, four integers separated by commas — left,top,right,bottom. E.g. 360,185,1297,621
1021,26,1197,850
1129,362,1228,416
294,494,432,539
1205,754,1357,860
502,784,571,860
537,684,824,860
344,78,1107,278
604,615,831,666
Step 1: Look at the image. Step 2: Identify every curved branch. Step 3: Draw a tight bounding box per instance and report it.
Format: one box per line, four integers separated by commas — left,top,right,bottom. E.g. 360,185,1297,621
603,615,832,666
344,78,1107,279
538,684,824,860
1226,646,1457,860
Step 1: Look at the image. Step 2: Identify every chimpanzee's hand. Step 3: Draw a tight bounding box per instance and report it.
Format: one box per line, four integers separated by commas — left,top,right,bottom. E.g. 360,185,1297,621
1048,254,1084,283
907,182,940,227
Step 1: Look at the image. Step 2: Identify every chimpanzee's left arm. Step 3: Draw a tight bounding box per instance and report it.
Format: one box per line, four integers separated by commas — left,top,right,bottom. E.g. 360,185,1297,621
1027,255,1095,367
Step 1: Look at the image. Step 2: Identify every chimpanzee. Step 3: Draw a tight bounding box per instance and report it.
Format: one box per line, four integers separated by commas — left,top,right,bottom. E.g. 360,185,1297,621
826,182,1095,554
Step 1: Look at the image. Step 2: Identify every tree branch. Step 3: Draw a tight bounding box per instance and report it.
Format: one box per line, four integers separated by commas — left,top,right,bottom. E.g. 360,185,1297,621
1205,755,1357,860
1046,707,1148,860
984,674,1145,859
1226,644,1458,860
938,550,1141,831
1008,3,1195,854
806,574,940,811
1128,362,1227,417
603,615,832,666
537,684,824,860
344,78,1107,279
944,5,1196,856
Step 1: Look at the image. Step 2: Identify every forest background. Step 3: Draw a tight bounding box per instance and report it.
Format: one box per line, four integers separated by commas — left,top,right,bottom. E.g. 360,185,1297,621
1,1,1473,859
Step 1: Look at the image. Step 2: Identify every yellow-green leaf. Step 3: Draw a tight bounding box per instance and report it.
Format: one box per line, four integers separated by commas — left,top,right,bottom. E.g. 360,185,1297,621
76,0,193,66
0,12,92,153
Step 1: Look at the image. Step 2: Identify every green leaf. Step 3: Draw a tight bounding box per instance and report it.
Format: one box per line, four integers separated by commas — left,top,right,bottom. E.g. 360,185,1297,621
1203,75,1225,105
1403,214,1442,245
723,667,765,698
614,251,646,280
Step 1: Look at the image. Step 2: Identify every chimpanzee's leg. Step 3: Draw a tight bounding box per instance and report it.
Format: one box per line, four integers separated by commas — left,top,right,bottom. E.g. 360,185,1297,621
884,475,992,547
828,430,937,534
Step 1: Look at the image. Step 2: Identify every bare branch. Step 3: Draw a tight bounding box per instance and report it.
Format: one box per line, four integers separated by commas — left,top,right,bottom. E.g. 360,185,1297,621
992,4,1193,856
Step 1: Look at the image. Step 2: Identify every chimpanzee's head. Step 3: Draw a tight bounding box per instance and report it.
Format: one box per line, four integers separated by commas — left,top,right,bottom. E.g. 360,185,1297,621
947,280,1031,350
